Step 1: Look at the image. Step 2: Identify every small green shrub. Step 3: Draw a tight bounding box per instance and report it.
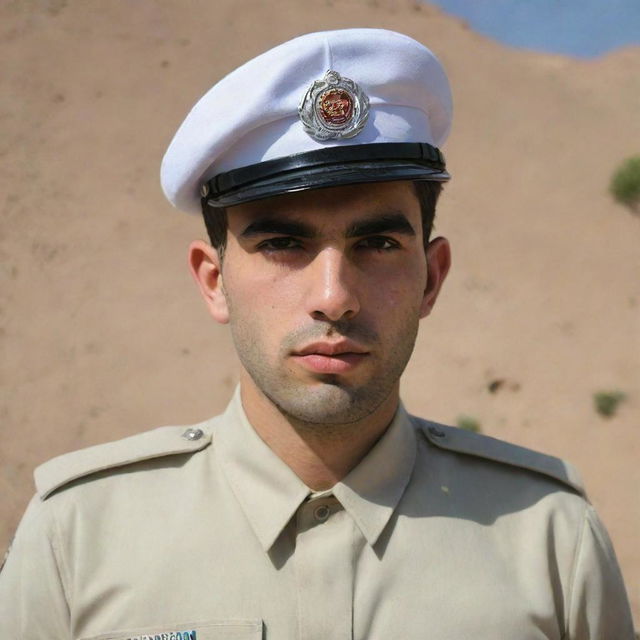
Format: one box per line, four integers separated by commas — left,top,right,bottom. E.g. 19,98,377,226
609,155,640,212
456,415,481,433
593,390,627,418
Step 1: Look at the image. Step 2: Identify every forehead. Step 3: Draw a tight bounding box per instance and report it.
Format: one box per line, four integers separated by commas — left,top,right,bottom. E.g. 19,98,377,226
225,181,421,231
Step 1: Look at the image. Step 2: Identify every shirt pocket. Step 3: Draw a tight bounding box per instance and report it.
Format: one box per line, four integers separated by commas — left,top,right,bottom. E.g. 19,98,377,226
80,619,263,640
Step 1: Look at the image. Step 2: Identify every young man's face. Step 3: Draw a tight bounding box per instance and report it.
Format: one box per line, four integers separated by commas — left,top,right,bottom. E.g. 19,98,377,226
190,180,450,427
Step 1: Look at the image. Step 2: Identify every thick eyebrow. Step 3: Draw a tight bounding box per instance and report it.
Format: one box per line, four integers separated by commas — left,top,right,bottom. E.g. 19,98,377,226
240,217,316,239
345,212,416,238
239,211,416,240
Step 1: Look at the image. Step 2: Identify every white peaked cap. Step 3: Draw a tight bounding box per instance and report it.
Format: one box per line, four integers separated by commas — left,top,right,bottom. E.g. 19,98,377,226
161,28,453,213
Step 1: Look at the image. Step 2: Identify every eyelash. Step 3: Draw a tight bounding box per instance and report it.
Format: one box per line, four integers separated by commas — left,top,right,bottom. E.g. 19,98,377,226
357,236,400,251
257,237,302,252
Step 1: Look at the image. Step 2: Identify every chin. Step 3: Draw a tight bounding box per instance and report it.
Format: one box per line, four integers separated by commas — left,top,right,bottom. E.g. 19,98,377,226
269,380,389,427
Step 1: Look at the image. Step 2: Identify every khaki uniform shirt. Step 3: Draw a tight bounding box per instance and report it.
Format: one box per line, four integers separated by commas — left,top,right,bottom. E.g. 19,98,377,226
1,390,635,639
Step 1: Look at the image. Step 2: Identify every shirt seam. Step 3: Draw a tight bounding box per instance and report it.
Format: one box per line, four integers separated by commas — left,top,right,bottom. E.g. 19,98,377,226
46,497,73,627
563,500,589,640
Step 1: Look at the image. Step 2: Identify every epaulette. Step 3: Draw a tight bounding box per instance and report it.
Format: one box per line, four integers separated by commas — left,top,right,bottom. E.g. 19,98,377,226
34,422,213,500
415,417,585,496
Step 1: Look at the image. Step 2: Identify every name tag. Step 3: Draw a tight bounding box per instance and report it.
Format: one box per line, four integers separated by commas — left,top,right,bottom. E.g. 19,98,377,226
126,632,196,640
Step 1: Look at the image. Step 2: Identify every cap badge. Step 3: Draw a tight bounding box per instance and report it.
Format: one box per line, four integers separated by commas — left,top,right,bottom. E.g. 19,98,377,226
299,70,369,141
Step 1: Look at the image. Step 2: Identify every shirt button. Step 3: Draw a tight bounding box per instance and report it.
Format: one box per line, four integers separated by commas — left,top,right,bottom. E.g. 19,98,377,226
428,425,445,438
313,504,331,522
182,427,204,441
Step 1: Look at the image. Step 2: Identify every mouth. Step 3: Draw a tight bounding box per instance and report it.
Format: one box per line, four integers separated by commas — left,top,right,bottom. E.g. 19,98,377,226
291,341,370,374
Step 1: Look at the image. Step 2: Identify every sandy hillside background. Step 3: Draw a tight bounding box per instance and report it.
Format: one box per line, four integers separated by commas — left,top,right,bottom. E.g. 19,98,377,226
1,0,638,622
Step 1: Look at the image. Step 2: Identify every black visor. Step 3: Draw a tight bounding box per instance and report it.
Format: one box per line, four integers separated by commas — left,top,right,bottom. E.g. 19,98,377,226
202,142,449,207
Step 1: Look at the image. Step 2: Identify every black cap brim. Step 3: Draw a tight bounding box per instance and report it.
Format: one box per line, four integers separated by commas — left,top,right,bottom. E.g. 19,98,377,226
203,142,449,208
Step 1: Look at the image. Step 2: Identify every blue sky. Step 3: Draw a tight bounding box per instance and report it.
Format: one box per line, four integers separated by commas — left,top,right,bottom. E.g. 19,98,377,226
426,0,640,57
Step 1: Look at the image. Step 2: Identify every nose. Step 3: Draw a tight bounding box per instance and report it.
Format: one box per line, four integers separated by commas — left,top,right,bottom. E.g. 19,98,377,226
305,247,360,322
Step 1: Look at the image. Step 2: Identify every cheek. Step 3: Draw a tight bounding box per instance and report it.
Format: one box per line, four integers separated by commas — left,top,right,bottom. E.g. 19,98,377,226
257,274,301,315
225,266,301,327
363,262,427,309
371,286,422,314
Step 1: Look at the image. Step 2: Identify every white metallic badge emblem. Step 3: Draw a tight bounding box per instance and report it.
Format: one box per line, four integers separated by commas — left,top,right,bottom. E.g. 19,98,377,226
299,70,370,141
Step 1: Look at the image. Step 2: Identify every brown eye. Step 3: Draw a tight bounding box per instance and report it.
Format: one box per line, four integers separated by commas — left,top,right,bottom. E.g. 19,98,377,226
357,236,399,251
258,237,301,251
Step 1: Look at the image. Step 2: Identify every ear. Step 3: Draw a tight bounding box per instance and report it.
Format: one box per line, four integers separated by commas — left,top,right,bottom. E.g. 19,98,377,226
419,236,451,319
188,240,229,324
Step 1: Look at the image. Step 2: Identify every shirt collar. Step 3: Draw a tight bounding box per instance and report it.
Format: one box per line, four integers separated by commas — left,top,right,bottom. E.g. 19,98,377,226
333,402,416,547
215,388,310,552
215,388,417,551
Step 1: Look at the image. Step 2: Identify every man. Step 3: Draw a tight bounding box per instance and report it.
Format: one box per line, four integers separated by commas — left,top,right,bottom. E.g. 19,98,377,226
1,28,635,639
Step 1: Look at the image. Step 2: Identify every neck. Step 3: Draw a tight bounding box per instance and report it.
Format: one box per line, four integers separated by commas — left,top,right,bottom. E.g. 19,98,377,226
239,373,399,491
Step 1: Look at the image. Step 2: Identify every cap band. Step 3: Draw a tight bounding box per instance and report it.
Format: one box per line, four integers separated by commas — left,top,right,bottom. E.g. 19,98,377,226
204,142,448,207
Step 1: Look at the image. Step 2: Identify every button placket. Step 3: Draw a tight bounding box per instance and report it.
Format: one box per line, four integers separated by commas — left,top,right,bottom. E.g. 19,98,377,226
294,505,354,640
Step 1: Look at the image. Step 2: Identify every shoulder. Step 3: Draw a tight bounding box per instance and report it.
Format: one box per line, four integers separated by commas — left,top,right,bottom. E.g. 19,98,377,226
34,421,215,500
411,415,585,497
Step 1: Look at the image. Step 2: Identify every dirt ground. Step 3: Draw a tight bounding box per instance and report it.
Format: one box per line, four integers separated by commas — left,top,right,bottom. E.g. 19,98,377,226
1,0,638,624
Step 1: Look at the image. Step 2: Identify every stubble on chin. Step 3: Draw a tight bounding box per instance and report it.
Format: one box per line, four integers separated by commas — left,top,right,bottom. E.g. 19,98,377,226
268,377,387,434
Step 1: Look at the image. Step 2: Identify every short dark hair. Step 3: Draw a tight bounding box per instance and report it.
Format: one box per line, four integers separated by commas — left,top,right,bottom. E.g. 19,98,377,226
201,180,442,260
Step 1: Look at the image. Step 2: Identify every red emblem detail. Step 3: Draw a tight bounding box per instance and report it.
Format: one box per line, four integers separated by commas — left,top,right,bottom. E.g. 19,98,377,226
318,89,353,126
